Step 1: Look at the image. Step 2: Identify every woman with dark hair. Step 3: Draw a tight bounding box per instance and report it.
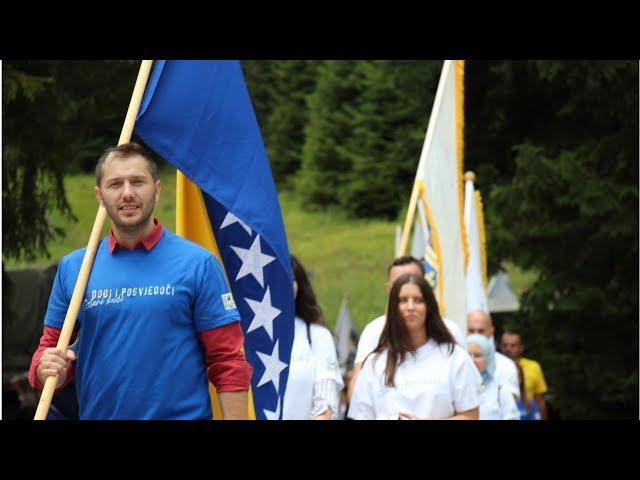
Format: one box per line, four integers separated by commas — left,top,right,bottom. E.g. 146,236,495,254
349,273,481,420
282,255,344,420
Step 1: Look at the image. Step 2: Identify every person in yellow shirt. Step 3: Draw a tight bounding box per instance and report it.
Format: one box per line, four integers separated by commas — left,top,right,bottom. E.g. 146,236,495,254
500,331,549,420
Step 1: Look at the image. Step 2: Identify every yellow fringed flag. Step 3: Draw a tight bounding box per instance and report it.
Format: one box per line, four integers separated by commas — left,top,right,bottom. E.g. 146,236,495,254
464,172,489,313
398,60,468,333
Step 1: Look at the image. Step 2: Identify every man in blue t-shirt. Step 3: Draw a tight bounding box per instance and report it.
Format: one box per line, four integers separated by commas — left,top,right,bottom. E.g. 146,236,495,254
29,143,253,419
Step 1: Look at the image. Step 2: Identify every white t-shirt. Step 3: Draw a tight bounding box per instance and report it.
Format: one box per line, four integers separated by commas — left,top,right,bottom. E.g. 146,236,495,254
494,351,520,400
354,315,467,365
282,317,344,420
478,378,521,420
349,339,481,420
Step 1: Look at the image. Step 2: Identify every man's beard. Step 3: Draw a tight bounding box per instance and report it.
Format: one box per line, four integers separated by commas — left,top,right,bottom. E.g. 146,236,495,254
107,199,155,234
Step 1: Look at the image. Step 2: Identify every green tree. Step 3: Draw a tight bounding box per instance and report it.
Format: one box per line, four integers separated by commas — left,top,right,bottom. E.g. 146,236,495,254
341,60,441,219
264,60,320,187
53,61,140,173
3,60,140,262
3,61,75,262
296,60,362,207
241,60,277,136
297,60,442,218
484,61,638,419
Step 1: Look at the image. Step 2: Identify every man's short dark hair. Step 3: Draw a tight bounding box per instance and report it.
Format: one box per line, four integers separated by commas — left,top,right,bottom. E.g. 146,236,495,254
387,255,425,276
95,142,158,186
502,330,523,343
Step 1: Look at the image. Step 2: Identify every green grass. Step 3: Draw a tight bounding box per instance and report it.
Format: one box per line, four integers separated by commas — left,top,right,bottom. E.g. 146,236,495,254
280,191,395,331
5,169,538,331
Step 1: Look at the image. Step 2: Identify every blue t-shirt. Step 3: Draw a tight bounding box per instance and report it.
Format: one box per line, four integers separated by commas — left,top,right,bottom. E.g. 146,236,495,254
45,230,240,420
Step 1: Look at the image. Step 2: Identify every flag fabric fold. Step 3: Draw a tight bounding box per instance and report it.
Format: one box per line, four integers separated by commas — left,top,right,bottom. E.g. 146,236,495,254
464,177,489,313
134,60,294,420
334,295,358,375
403,60,468,333
410,198,439,292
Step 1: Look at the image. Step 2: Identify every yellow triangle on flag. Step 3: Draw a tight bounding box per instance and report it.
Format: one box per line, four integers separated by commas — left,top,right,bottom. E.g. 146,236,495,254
176,170,256,420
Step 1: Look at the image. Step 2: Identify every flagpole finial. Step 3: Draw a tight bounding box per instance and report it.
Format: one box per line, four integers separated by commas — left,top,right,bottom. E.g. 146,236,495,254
464,171,476,183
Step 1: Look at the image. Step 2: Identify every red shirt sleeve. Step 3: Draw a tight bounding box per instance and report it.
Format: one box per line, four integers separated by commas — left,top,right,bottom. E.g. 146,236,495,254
28,326,76,392
198,321,253,393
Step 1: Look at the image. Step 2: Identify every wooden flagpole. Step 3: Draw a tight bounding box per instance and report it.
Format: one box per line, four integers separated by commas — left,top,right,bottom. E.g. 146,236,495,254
34,60,154,420
396,181,421,257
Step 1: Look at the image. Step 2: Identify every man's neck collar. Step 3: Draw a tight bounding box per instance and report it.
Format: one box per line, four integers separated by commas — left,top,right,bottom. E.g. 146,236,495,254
109,218,163,253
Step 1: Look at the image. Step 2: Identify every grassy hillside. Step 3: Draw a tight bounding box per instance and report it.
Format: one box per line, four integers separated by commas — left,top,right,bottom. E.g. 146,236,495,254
280,190,395,332
4,168,537,332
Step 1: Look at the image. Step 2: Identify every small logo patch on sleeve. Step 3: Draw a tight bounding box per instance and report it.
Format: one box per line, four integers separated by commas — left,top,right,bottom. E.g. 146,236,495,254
222,292,236,310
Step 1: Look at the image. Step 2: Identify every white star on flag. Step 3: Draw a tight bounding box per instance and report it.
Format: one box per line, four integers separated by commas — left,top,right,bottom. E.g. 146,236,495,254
256,340,288,392
263,399,281,420
220,211,252,236
231,235,276,287
245,287,281,340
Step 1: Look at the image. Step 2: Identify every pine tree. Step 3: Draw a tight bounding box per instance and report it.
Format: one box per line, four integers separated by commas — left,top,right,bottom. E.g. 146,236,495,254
241,60,277,138
482,60,638,418
3,61,75,262
339,61,428,218
296,60,362,207
2,60,141,262
265,60,320,187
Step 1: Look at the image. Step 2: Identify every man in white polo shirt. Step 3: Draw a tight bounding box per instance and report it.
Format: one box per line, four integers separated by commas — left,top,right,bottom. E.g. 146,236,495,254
347,255,466,401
